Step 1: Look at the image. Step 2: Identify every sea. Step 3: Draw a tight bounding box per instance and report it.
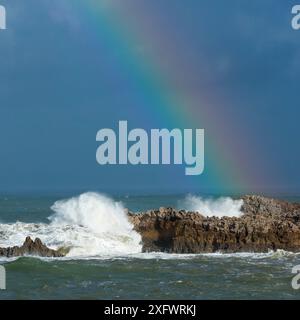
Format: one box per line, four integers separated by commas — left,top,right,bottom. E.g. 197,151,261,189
0,192,300,300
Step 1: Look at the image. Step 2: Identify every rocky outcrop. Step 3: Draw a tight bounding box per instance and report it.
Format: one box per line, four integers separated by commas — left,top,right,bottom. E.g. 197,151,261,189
128,195,300,253
2,195,300,256
0,236,65,258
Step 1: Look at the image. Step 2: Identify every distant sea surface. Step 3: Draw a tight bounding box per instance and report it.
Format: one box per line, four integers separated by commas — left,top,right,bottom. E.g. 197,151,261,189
0,193,300,300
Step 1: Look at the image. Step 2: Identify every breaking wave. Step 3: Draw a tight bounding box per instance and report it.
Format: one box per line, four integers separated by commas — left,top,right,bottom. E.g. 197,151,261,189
1,193,297,261
0,193,142,258
179,194,243,217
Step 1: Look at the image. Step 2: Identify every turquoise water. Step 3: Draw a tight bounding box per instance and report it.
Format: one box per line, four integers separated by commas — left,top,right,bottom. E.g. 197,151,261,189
0,193,300,300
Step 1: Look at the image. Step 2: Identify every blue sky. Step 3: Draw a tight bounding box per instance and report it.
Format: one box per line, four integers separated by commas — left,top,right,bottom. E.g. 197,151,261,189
0,0,299,195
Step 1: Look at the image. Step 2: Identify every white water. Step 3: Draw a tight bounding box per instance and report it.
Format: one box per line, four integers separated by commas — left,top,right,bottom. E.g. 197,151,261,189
179,195,243,218
1,193,296,261
0,193,142,258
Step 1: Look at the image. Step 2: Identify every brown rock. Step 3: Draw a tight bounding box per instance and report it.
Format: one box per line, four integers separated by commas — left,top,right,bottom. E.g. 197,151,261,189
0,237,65,258
128,195,300,253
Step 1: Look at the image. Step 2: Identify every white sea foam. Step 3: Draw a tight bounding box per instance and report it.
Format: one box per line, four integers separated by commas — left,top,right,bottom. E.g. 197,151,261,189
179,194,243,217
0,192,142,258
0,193,299,261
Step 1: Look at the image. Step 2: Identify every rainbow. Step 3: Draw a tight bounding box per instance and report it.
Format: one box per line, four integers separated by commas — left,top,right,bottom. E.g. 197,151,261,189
72,1,268,193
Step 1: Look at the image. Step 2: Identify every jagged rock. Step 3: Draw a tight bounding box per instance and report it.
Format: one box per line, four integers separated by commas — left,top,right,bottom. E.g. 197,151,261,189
2,195,300,256
0,236,65,258
128,195,300,253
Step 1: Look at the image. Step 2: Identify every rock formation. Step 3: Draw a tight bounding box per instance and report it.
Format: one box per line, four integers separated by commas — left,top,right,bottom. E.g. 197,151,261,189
1,195,300,256
128,195,300,253
0,236,65,258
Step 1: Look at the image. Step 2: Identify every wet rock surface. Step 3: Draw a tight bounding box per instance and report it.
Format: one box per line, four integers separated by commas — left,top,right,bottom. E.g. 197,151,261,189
128,195,300,253
1,195,300,256
0,236,65,258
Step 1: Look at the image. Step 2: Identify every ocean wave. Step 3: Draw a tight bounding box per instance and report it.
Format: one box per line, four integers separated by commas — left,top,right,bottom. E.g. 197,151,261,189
0,192,142,258
0,192,299,262
178,194,243,217
1,249,300,264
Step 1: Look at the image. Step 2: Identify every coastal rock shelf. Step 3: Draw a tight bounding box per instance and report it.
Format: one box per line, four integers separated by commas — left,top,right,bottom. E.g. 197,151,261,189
128,195,300,253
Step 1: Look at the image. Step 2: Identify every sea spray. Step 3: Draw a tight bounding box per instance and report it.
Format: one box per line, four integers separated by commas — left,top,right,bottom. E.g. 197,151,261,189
0,193,142,257
50,192,133,236
48,192,142,256
0,193,243,257
179,195,243,218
